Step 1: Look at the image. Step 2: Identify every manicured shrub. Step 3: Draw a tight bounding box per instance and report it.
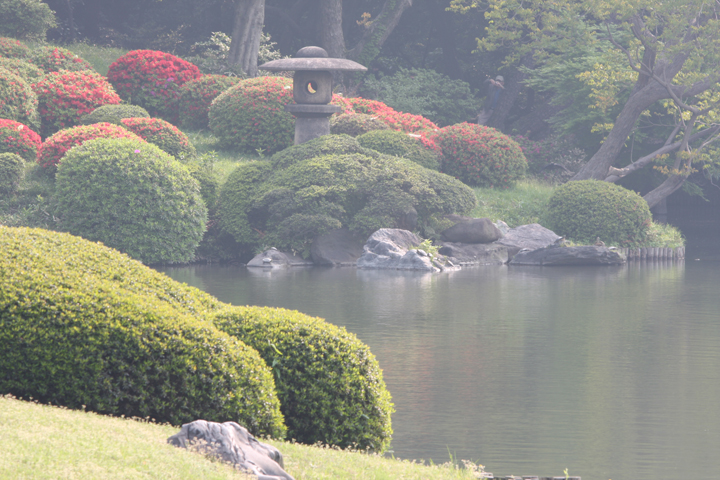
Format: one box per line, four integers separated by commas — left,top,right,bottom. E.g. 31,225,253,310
120,117,196,160
80,104,150,125
0,119,41,162
360,68,481,127
33,70,121,137
29,46,94,73
432,123,527,188
211,306,393,452
178,74,241,130
0,227,286,437
209,76,294,154
0,37,30,59
330,113,390,137
0,152,24,195
0,0,56,40
0,67,39,130
332,95,438,133
357,129,441,170
219,135,477,255
107,50,202,123
0,56,43,83
38,122,144,173
54,137,207,264
270,133,373,170
546,179,652,246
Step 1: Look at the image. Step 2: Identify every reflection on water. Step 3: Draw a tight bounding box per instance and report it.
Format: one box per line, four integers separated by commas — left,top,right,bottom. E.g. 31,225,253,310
159,260,720,480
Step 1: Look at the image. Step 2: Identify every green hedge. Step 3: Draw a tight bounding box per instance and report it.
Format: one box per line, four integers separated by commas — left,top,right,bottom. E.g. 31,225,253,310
54,137,207,264
546,179,652,246
0,152,24,195
330,113,390,137
357,129,440,170
0,227,286,437
212,306,393,452
80,104,150,126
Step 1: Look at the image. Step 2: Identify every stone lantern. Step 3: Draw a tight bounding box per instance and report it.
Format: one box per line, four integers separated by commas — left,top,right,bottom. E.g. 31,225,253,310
258,46,367,145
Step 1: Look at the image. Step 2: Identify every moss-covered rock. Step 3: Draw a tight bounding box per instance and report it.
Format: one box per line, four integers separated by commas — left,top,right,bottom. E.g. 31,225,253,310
211,306,393,452
357,129,441,170
0,227,286,437
546,179,652,246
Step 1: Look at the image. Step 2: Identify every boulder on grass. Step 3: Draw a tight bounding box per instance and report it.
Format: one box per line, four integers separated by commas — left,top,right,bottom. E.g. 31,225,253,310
247,247,314,268
440,217,502,244
168,420,294,480
509,245,626,266
494,223,562,258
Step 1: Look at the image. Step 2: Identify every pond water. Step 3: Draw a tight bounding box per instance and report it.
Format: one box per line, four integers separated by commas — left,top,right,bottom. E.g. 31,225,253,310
158,220,720,480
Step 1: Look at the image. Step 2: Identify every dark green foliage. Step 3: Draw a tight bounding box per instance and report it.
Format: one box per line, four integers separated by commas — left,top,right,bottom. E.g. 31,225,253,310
0,0,56,40
0,227,286,437
330,113,391,137
546,180,652,246
270,134,374,170
211,306,393,452
54,137,207,264
220,136,476,256
80,104,150,126
357,130,441,170
360,68,481,127
0,152,24,195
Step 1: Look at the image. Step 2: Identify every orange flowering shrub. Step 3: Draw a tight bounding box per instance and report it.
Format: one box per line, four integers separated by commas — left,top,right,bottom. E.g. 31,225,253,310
209,76,294,154
38,122,144,173
107,50,201,123
30,46,94,73
33,70,121,137
120,117,195,160
430,123,527,188
178,74,240,130
331,95,438,133
0,119,41,162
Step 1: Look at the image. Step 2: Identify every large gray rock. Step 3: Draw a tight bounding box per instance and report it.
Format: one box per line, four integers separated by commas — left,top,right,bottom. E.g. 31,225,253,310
357,228,444,271
310,228,365,266
247,247,314,268
494,223,562,258
437,242,508,265
509,245,626,266
168,420,294,480
440,217,502,244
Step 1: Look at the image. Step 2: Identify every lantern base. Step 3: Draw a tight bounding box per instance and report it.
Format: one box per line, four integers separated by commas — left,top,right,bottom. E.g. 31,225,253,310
285,103,341,145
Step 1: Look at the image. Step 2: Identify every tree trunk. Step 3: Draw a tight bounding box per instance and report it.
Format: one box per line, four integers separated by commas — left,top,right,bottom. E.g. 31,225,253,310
346,0,414,65
228,0,266,77
643,175,686,209
436,0,460,79
318,0,345,59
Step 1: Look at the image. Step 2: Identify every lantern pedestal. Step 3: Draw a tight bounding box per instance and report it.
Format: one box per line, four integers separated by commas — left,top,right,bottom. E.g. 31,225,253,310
285,104,341,145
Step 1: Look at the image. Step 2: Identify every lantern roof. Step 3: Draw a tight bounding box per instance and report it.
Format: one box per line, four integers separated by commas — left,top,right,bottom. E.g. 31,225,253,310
258,46,367,73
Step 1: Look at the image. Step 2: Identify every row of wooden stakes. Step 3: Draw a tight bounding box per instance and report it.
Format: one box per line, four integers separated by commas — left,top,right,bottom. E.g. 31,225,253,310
615,246,685,260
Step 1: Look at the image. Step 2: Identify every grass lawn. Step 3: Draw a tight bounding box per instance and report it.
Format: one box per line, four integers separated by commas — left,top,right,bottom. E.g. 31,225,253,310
470,179,555,227
0,396,487,480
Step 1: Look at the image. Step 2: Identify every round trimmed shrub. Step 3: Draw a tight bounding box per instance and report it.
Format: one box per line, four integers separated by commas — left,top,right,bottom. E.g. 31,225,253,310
211,305,393,452
332,95,439,133
432,123,527,188
209,76,294,154
0,37,30,59
0,227,286,437
0,0,56,40
0,56,44,83
80,104,150,125
33,70,121,137
330,113,390,137
107,50,202,123
270,133,373,170
38,122,144,173
357,129,441,170
0,119,41,162
29,46,94,74
120,117,196,160
178,74,241,130
0,152,24,195
0,67,39,130
546,179,652,246
54,137,207,264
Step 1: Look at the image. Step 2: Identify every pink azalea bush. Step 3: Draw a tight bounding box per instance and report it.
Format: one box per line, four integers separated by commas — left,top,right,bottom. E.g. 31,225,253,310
331,95,439,133
120,117,196,160
0,119,41,162
178,74,240,130
30,46,94,73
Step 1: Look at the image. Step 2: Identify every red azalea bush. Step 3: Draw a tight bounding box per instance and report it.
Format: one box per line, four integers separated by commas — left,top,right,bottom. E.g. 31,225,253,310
331,95,438,133
209,76,294,154
120,117,196,160
38,122,144,173
0,57,44,83
33,70,121,137
178,74,241,130
29,46,94,73
107,50,202,123
0,37,30,59
0,119,41,162
431,123,527,188
0,67,39,130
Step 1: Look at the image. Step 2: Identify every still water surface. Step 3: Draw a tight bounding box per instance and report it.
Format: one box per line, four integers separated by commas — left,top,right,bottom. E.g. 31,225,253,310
160,256,720,480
